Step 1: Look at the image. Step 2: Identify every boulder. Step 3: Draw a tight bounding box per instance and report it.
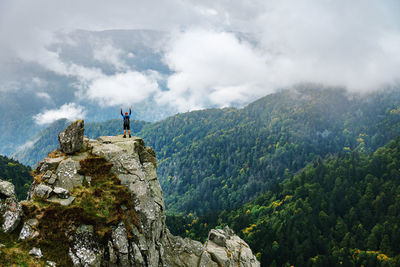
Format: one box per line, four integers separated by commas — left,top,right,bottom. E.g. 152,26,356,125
1,197,22,233
19,218,39,240
29,247,43,258
204,227,260,267
0,179,22,233
0,180,15,198
58,119,84,154
34,184,53,199
53,187,70,199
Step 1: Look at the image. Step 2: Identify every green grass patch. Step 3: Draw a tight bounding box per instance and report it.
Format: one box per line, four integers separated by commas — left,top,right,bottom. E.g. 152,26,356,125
0,226,46,266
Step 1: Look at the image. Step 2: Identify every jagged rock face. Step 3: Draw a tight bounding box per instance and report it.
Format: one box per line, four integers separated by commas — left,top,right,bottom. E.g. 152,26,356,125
58,119,84,154
3,121,259,266
88,135,165,267
204,227,260,267
0,179,22,233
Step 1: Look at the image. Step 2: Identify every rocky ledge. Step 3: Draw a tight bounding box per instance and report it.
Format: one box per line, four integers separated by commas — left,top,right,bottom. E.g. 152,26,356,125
0,120,260,266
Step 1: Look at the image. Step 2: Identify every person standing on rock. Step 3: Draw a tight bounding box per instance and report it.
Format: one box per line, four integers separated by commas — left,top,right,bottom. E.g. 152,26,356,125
120,107,132,138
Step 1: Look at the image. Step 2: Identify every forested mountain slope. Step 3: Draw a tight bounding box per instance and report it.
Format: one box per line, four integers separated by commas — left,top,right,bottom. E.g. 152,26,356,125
0,155,32,200
171,136,400,266
142,87,400,214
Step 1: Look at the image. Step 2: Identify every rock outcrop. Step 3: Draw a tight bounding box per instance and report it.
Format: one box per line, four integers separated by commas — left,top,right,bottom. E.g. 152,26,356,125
0,121,260,266
0,180,22,233
58,119,84,154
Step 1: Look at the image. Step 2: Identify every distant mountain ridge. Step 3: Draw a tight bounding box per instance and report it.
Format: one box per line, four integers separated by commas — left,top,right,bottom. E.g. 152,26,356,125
12,87,400,215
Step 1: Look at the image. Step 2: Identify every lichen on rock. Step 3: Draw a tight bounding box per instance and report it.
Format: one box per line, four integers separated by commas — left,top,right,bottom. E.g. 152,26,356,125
0,179,22,233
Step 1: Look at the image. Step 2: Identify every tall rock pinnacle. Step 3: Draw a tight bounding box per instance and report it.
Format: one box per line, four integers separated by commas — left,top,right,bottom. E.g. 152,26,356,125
1,121,260,266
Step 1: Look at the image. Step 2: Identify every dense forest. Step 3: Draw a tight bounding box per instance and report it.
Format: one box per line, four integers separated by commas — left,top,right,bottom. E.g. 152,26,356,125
142,87,400,214
0,155,32,200
168,136,400,266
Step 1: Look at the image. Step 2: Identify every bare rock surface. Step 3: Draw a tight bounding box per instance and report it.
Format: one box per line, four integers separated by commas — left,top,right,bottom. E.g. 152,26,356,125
58,119,84,154
0,179,22,233
54,158,83,191
19,218,39,240
0,180,15,197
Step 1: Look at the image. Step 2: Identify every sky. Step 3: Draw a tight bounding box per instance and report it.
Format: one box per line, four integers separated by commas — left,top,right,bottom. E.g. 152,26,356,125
1,0,400,124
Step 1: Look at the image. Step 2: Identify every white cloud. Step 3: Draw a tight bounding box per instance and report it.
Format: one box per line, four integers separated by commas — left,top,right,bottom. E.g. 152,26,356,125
1,0,400,113
86,71,161,106
36,92,51,100
160,29,270,111
252,0,400,92
158,1,400,111
93,41,127,70
33,103,86,125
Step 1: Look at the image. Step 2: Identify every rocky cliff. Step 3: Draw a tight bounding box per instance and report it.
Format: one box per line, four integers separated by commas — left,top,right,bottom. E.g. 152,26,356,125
0,120,260,266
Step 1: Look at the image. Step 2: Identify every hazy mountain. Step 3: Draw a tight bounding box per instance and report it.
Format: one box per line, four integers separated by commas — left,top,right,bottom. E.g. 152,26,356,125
0,29,175,156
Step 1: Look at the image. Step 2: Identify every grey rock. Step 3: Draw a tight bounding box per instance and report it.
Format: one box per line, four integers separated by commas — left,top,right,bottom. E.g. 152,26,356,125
162,230,204,266
53,187,70,199
47,196,75,206
208,229,227,247
38,157,64,173
130,242,145,266
111,222,130,266
29,247,42,258
69,224,103,267
1,191,22,233
0,180,15,198
206,241,230,267
107,241,118,265
58,119,84,154
46,261,57,267
48,173,58,184
19,218,39,240
34,184,53,199
54,158,83,191
204,227,260,267
199,252,219,267
112,222,129,254
42,170,53,181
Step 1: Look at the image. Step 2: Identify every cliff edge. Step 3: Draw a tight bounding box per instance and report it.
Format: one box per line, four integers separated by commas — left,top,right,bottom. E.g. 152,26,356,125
0,120,259,266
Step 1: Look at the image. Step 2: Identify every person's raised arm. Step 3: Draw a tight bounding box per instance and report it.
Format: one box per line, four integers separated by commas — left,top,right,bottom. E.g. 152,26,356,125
129,106,132,115
120,108,123,117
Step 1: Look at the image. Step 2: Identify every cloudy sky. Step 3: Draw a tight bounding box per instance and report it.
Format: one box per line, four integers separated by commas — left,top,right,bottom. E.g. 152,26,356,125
1,0,400,124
